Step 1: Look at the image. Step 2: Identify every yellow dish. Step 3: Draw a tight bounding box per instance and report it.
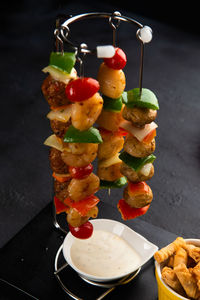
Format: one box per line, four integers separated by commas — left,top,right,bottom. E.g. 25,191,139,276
155,239,200,300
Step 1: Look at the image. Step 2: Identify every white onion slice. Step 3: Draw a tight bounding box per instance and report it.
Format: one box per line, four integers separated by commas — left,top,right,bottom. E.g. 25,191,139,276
120,120,158,142
96,45,115,58
42,66,77,84
44,134,64,152
99,153,122,168
140,163,152,176
47,105,72,122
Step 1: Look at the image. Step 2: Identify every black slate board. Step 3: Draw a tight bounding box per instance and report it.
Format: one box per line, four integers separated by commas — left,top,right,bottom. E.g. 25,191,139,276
0,201,177,300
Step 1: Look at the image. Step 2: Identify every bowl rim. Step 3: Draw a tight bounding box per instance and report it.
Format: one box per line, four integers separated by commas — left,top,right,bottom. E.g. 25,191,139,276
63,218,158,282
155,238,200,300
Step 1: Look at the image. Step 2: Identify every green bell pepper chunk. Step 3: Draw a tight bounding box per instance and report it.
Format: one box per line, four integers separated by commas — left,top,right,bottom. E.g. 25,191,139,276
49,52,76,74
102,95,123,112
64,125,103,143
100,176,127,189
122,88,159,110
119,152,156,172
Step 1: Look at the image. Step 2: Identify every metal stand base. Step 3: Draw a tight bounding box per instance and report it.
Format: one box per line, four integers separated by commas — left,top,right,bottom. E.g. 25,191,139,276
54,244,141,300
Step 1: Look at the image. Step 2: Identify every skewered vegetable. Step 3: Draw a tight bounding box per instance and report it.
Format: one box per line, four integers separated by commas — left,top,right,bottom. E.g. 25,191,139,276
98,62,126,98
119,152,156,172
49,52,76,74
61,142,98,168
68,221,94,239
98,129,124,160
66,77,100,102
122,88,159,110
124,134,156,158
67,173,100,202
123,181,153,208
69,164,93,179
118,199,150,220
102,95,123,112
122,106,157,127
104,47,127,70
63,126,103,143
71,93,103,131
100,177,127,189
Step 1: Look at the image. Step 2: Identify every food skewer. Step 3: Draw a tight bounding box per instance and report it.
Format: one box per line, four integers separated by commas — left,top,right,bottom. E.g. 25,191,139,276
41,12,158,238
63,73,103,238
42,40,117,238
42,48,102,238
118,88,159,220
96,47,128,190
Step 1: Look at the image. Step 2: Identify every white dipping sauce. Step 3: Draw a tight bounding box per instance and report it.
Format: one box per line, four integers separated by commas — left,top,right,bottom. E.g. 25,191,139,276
70,230,141,278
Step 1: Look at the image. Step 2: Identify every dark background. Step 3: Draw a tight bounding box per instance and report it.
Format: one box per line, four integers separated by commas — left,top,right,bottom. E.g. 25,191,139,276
1,0,200,247
1,1,200,299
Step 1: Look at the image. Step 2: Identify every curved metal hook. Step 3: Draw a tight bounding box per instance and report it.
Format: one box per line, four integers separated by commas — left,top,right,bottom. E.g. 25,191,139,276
109,11,121,47
60,12,144,49
54,28,64,53
55,12,153,110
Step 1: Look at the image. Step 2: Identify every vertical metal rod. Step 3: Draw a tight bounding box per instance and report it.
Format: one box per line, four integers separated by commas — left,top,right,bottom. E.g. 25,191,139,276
139,42,144,96
55,35,59,52
55,19,60,52
112,28,116,47
79,58,84,78
109,11,121,47
53,201,68,235
77,43,88,78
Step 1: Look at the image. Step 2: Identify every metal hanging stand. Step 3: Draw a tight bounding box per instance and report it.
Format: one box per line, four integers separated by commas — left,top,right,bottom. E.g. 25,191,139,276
54,244,141,300
53,10,153,236
52,11,152,299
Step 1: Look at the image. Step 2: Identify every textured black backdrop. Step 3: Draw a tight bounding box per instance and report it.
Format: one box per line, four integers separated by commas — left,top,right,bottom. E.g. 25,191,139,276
1,0,200,248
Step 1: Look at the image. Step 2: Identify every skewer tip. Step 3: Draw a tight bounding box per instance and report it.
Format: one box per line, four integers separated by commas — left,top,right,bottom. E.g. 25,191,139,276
137,26,153,43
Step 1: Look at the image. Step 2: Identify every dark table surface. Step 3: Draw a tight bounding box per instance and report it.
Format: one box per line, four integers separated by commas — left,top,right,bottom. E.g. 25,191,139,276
1,0,200,299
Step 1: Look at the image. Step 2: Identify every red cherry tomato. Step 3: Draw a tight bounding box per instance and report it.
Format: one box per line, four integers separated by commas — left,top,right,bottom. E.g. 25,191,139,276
69,221,93,239
65,77,100,102
104,48,127,70
69,164,93,179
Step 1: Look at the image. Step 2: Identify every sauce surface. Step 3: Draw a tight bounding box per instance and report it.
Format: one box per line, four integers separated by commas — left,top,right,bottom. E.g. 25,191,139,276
70,229,141,278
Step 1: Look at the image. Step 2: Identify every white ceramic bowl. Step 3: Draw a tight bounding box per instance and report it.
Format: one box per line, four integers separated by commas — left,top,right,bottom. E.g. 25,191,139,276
155,239,200,300
63,218,158,282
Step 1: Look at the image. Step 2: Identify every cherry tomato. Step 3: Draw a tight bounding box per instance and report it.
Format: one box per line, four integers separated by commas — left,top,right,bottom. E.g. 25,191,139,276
69,164,93,179
69,221,93,239
65,77,100,102
104,48,127,70
118,199,150,220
